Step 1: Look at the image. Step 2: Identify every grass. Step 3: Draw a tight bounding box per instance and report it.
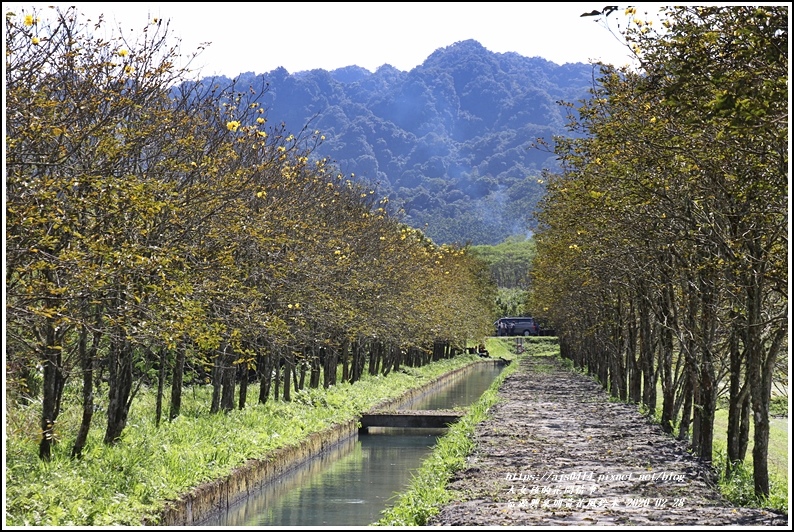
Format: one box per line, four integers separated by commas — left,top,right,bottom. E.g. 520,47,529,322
5,352,486,526
711,406,789,513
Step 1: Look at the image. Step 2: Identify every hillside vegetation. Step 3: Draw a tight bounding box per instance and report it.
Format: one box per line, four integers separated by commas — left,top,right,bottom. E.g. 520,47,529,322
195,40,598,245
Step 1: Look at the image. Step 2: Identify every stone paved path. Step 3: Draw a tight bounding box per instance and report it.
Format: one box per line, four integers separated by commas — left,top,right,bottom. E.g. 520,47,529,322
428,354,789,526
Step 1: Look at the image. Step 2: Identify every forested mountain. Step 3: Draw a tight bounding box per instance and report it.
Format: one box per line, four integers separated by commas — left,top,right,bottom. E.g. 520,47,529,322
201,40,599,244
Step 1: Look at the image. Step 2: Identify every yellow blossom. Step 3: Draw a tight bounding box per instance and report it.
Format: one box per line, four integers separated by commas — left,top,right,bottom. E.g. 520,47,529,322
124,65,135,74
24,14,34,26
31,36,40,45
226,121,240,132
256,117,265,124
118,49,129,57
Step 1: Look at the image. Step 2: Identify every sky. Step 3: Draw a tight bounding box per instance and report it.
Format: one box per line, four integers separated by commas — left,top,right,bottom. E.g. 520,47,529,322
12,2,671,78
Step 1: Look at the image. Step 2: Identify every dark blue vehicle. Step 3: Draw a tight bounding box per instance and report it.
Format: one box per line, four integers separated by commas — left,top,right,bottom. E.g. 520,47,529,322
494,317,539,336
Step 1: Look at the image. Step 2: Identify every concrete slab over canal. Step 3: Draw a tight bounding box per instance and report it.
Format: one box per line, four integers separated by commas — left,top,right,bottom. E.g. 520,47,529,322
360,409,464,431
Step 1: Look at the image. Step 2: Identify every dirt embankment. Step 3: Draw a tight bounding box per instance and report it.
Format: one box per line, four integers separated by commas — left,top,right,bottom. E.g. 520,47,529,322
429,354,789,527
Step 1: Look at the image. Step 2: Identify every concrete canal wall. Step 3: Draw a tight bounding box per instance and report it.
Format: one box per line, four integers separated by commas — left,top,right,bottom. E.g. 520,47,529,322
147,358,507,526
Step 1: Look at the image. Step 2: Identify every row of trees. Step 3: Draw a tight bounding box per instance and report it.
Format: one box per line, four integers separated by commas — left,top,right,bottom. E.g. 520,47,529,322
5,7,498,462
530,5,787,499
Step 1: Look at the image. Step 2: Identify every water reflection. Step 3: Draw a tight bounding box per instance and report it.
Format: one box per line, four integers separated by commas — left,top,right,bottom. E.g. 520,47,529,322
406,364,502,411
200,363,504,527
206,430,443,526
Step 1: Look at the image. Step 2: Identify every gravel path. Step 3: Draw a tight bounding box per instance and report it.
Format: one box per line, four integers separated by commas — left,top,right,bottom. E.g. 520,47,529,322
428,354,789,526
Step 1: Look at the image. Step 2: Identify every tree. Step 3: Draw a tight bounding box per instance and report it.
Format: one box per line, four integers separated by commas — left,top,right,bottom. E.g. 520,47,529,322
531,5,787,499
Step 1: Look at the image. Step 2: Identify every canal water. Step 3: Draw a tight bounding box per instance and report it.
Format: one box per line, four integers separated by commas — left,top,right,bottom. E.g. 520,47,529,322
199,362,504,527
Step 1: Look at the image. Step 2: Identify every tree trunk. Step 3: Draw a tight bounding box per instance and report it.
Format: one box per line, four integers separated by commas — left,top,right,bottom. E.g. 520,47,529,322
738,387,751,462
283,351,292,402
638,295,656,413
169,342,186,420
210,350,223,414
726,322,748,476
220,344,236,412
659,280,676,434
351,339,363,383
677,363,693,441
695,272,717,463
323,346,334,388
72,322,99,459
38,320,66,460
310,346,321,388
626,301,642,403
748,287,786,498
273,353,281,402
681,282,699,447
155,348,167,427
368,343,378,375
238,361,248,410
104,334,133,444
342,338,350,382
609,299,627,401
258,352,272,404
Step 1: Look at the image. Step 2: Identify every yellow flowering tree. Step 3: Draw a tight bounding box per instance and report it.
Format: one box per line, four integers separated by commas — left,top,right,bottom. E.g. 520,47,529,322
531,5,787,499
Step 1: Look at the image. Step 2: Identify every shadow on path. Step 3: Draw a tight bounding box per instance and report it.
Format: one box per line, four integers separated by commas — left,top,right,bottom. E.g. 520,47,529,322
429,355,789,526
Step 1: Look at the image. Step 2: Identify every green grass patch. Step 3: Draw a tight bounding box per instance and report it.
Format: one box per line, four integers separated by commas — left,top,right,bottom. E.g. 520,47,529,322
712,440,789,513
711,408,788,513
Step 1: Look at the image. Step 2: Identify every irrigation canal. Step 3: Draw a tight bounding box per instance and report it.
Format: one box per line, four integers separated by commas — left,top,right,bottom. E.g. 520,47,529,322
197,362,505,527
